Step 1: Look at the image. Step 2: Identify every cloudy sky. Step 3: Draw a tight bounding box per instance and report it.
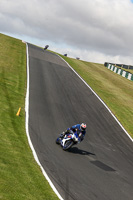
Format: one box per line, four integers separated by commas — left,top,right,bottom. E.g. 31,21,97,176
0,0,133,64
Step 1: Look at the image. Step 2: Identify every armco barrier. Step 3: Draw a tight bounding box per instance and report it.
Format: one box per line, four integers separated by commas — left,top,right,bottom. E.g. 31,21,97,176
106,63,133,81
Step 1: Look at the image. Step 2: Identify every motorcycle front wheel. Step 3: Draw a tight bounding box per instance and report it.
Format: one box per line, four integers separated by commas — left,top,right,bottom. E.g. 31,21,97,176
63,140,74,151
56,137,61,144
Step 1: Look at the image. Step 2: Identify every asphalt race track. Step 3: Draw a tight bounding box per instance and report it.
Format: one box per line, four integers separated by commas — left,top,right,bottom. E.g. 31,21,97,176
28,44,133,200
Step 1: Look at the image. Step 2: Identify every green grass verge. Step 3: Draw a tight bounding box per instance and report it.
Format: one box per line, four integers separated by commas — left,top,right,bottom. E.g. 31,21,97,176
0,33,59,200
57,55,133,138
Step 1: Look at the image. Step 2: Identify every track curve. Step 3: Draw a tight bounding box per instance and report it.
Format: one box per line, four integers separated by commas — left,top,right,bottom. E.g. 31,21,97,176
28,44,133,200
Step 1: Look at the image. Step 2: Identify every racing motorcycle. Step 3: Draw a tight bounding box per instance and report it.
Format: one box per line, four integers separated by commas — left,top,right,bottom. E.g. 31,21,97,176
56,130,82,150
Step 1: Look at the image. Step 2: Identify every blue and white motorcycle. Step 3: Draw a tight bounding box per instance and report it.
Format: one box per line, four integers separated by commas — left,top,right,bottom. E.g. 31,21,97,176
56,130,82,150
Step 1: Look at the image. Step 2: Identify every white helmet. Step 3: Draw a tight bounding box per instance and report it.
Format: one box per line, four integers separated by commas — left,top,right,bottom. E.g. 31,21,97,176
81,123,87,131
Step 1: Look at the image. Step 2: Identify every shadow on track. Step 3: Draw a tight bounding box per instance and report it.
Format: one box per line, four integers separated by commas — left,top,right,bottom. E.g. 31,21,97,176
67,147,95,156
68,147,115,172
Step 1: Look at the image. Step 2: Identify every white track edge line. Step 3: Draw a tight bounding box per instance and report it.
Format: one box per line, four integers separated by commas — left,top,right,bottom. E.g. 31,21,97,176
58,55,133,142
25,43,64,200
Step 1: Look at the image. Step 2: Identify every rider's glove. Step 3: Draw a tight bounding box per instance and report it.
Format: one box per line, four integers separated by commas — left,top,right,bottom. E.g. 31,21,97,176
60,132,65,138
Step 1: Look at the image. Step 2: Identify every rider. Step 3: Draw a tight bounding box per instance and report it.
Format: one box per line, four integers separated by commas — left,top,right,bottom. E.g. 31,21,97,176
60,123,87,142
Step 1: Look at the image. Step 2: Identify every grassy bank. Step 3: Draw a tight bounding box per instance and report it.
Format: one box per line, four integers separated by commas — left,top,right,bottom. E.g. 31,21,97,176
58,55,133,138
0,33,59,200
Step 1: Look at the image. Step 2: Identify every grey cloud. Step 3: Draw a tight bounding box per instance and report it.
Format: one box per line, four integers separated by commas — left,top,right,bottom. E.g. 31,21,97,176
0,0,133,64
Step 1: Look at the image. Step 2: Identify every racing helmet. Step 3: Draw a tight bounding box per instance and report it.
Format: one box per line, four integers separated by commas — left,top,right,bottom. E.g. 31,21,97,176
81,123,87,131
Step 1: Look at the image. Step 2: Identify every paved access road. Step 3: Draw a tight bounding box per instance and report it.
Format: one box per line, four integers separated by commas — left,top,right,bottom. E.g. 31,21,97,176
28,44,133,200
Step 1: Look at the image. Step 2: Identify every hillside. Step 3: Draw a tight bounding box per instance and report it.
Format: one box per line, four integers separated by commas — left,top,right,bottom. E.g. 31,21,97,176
56,54,133,137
